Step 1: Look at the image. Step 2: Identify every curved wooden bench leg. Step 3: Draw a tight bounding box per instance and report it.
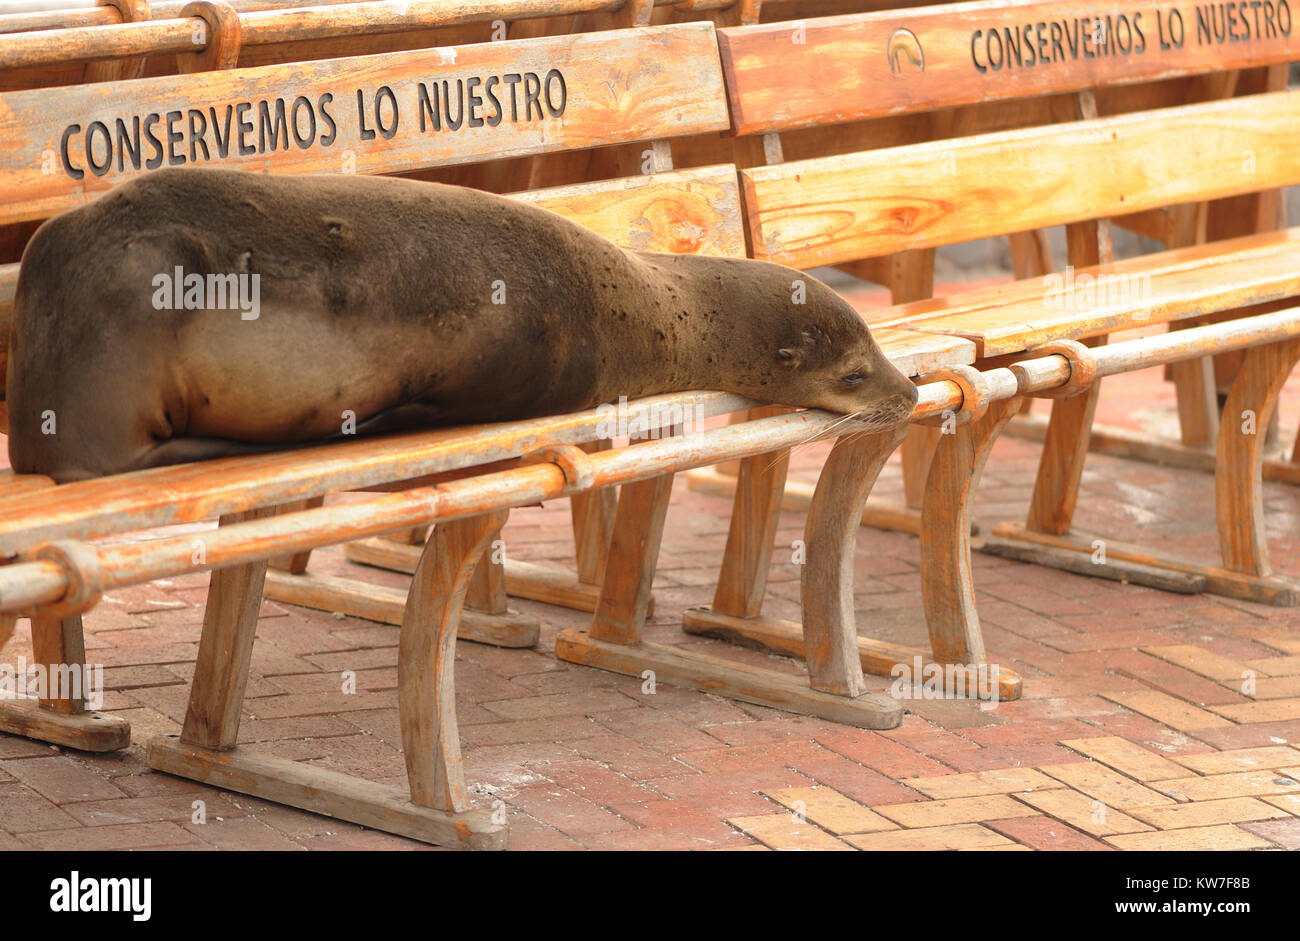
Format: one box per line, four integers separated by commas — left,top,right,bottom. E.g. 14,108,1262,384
149,508,507,849
802,422,911,696
921,398,1023,665
1216,337,1300,577
401,510,509,813
559,462,900,728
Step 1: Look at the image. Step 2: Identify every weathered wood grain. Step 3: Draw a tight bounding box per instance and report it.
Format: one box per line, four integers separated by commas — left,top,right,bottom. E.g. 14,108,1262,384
0,22,729,225
742,91,1300,268
721,0,1300,134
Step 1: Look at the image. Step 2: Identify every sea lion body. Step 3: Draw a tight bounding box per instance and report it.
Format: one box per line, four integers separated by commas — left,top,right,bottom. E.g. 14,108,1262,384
7,168,917,482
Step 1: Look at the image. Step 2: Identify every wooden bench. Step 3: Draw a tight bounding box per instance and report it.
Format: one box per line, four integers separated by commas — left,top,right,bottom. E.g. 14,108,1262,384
650,0,1300,691
0,20,748,846
0,17,738,619
0,20,972,846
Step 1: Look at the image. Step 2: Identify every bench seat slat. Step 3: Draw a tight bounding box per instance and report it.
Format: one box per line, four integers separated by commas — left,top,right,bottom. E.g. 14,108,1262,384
874,226,1300,357
742,90,1300,270
0,330,974,555
0,390,757,555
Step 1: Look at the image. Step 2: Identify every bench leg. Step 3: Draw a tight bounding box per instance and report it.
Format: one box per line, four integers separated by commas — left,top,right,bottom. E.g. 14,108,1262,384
588,474,675,646
264,491,540,647
1216,337,1300,578
571,442,616,587
710,449,791,619
802,424,912,696
0,612,131,752
919,399,1024,699
990,343,1300,604
466,545,508,615
276,446,620,624
1025,377,1104,536
178,515,273,750
148,508,507,849
901,425,941,511
401,511,510,815
558,467,903,728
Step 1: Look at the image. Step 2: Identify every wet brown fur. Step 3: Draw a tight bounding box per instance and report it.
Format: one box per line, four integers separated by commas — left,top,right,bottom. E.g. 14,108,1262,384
7,168,917,482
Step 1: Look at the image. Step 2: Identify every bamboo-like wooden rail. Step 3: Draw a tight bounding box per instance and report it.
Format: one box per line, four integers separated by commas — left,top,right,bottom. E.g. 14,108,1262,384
4,302,1297,616
0,0,681,68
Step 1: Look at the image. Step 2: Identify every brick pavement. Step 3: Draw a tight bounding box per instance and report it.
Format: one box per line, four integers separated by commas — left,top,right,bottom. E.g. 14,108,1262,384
3,357,1300,850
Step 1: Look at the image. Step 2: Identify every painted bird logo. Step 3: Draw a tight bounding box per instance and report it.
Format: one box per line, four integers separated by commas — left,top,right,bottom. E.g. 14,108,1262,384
888,28,925,75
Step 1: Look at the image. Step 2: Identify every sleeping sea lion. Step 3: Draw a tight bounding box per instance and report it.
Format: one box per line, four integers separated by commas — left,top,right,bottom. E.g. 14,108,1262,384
6,168,917,482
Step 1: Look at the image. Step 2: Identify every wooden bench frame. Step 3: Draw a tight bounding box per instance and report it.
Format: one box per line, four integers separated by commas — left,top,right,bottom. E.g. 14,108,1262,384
642,2,1300,697
0,17,975,846
696,0,1300,517
4,302,1297,845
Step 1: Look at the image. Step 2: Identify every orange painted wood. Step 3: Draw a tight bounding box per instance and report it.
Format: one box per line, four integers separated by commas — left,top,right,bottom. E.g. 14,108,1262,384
516,164,746,258
588,472,674,645
29,613,88,714
400,509,508,812
0,21,729,225
720,0,1300,134
1024,214,1109,535
1216,338,1300,576
181,505,280,749
801,422,909,695
920,397,1023,663
0,391,755,555
742,91,1300,269
881,226,1300,357
711,444,790,618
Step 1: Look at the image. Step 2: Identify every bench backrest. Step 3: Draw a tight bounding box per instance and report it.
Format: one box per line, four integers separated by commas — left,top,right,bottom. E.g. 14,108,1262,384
0,21,738,414
715,0,1300,271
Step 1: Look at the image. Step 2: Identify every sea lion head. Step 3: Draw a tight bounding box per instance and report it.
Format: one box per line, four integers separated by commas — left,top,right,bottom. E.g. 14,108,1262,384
728,265,919,429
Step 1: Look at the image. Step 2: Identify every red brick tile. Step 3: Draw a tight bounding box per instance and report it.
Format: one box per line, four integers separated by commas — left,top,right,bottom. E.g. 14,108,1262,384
19,821,207,850
185,816,308,850
675,740,837,775
0,783,80,831
507,782,636,836
813,727,951,778
984,816,1114,850
1238,817,1300,850
0,756,126,804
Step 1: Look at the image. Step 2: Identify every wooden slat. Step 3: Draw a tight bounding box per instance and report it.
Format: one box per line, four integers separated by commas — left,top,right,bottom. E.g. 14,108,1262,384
0,21,729,226
0,391,758,556
741,90,1300,269
517,164,746,257
720,0,1300,134
881,227,1300,356
870,326,976,377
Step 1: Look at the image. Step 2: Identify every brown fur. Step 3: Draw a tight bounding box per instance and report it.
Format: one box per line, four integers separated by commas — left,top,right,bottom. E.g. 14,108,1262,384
7,168,917,482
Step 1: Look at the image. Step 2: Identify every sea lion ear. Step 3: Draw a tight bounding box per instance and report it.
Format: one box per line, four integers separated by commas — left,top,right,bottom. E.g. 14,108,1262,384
776,348,798,365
